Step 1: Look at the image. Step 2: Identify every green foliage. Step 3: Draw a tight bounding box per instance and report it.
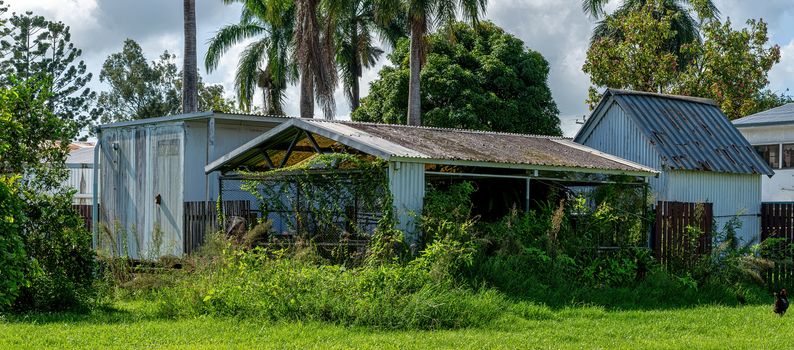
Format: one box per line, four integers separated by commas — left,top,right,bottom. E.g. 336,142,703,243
0,8,99,137
156,247,505,329
205,0,297,113
0,74,96,311
0,176,28,309
14,189,96,311
354,21,561,135
583,0,783,118
99,39,239,123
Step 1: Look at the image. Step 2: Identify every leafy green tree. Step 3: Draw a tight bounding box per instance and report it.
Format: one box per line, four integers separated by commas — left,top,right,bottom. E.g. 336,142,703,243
583,2,782,119
353,21,561,135
0,11,98,137
400,0,487,126
0,75,95,311
205,0,297,114
582,0,718,68
676,19,782,119
97,39,181,122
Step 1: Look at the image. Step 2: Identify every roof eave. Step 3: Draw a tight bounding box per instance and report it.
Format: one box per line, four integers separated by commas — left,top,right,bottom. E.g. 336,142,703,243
389,156,658,177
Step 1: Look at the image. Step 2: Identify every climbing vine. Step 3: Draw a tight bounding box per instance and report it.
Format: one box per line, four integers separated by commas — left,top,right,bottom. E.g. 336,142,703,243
239,153,394,248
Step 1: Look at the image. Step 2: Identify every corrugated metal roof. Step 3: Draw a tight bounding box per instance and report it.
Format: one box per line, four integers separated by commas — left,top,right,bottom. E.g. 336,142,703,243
98,111,290,129
733,103,794,127
576,89,773,176
206,118,657,176
67,146,94,165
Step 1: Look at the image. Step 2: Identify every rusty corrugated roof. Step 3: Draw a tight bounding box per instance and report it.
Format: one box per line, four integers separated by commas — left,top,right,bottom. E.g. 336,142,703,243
593,89,773,175
206,118,657,175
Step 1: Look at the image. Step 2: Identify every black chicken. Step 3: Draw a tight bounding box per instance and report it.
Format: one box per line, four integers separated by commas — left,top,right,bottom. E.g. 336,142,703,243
774,289,789,316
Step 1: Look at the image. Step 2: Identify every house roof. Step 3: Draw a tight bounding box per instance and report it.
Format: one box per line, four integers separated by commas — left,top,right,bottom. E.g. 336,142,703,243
574,89,774,176
97,111,290,130
67,145,94,166
733,103,794,127
206,118,658,176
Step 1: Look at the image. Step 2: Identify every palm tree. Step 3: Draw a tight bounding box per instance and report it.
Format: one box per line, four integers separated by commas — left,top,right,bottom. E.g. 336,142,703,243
205,0,296,114
403,0,487,126
294,0,339,119
335,0,406,112
582,0,719,67
182,0,198,113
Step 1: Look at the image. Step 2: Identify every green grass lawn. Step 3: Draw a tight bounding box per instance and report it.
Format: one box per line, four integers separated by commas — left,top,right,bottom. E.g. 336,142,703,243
0,301,790,349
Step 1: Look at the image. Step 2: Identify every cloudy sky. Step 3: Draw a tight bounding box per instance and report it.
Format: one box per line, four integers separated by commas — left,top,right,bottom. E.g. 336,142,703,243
7,0,794,136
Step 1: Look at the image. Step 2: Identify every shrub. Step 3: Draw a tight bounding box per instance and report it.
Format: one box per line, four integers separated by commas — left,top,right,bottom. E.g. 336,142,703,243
15,189,96,311
156,247,505,329
0,176,28,309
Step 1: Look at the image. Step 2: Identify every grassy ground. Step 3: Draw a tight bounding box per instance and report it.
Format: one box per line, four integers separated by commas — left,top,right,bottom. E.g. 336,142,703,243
0,300,790,349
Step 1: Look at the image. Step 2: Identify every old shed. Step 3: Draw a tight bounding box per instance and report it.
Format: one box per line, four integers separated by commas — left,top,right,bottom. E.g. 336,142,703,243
94,112,285,258
206,118,657,244
574,89,774,243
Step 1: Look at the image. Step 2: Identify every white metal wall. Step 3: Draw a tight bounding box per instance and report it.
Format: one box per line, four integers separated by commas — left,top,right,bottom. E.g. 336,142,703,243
183,120,278,202
64,167,93,204
664,170,762,244
388,161,425,247
580,102,763,243
98,123,184,259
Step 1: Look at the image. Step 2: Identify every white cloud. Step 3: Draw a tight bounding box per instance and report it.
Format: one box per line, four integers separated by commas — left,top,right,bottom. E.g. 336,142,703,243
3,0,793,125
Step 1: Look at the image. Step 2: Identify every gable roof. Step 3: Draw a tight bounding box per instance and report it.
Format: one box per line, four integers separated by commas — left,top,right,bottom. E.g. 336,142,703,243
206,118,657,176
733,103,794,127
574,89,773,176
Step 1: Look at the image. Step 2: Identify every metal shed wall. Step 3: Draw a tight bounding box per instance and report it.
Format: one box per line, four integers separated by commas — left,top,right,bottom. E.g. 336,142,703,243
578,101,666,196
64,167,93,204
183,120,278,202
664,170,761,243
579,100,763,243
388,161,425,245
98,123,184,259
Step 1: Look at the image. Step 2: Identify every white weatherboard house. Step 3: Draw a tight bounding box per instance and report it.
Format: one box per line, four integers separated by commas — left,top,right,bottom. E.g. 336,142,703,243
574,89,774,243
94,112,285,258
733,103,794,202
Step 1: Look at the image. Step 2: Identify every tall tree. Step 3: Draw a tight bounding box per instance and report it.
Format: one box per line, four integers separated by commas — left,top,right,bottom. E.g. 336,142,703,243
582,2,782,119
0,11,98,137
583,0,718,68
294,0,338,119
354,21,561,135
205,0,297,114
182,0,198,113
403,0,487,126
335,0,406,112
97,40,181,122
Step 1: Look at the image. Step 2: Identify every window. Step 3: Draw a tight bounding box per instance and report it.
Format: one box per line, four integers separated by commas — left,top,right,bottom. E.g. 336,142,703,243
754,144,779,169
783,144,794,169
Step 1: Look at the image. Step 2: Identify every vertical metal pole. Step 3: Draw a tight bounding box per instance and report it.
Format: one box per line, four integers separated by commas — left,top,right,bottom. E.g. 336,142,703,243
217,174,224,232
644,178,651,249
91,128,101,250
525,177,531,213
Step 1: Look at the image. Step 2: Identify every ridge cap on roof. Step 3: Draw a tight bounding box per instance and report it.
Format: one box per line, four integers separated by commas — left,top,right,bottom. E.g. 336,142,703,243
607,88,718,106
303,118,568,139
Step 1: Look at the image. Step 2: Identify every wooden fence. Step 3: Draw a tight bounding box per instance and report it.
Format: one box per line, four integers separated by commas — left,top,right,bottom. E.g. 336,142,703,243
653,201,713,270
761,203,794,291
183,201,253,254
73,204,93,232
